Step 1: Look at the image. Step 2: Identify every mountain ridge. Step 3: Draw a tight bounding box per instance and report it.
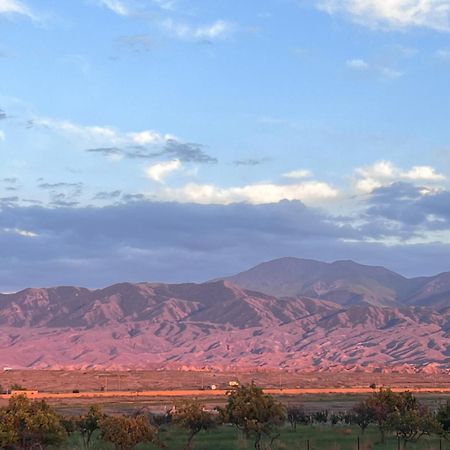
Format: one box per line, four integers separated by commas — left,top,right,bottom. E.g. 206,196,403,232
1,257,450,371
223,257,450,307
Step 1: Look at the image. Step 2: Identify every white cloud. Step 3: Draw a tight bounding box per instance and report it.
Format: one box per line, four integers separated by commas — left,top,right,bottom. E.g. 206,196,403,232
157,181,339,205
145,159,181,182
0,0,34,19
3,227,37,238
152,0,177,10
0,130,5,141
347,58,370,70
435,48,450,60
97,0,130,16
346,58,403,79
354,160,446,193
317,0,450,31
129,130,175,145
32,117,120,143
403,165,446,181
282,169,312,179
30,117,174,148
379,67,403,78
162,19,234,40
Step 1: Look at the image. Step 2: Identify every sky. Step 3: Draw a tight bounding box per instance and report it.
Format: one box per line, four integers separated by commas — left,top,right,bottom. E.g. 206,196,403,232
2,0,450,291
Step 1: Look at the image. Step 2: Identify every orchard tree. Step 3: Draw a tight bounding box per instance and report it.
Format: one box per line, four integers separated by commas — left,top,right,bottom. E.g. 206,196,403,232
351,400,374,433
436,400,450,435
60,416,77,436
286,405,310,431
387,392,442,448
0,408,16,449
220,383,285,450
171,399,216,450
366,387,402,443
330,412,342,426
77,405,106,449
0,394,66,450
99,415,157,450
313,410,329,425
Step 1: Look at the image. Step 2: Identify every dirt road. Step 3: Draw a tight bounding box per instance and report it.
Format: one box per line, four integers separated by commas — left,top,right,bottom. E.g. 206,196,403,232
3,386,450,400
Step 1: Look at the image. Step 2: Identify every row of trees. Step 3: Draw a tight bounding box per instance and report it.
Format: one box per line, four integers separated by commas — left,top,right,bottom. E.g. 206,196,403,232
287,388,450,448
0,384,282,450
2,385,450,450
0,398,161,450
335,388,447,448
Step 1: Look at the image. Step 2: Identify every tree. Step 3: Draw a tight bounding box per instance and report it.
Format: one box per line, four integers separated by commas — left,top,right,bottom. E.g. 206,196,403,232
0,408,17,449
10,384,26,391
77,405,106,449
99,415,157,450
286,405,310,431
171,399,216,450
436,400,450,435
0,394,67,450
387,392,442,449
365,387,401,443
330,412,342,426
60,416,77,435
220,383,285,450
351,400,374,433
313,410,329,425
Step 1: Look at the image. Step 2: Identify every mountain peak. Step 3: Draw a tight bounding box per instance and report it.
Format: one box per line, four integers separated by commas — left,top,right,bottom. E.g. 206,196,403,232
224,257,411,306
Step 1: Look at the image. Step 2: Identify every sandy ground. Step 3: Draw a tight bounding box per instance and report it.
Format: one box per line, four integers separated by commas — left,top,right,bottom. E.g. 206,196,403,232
4,386,450,401
1,369,449,393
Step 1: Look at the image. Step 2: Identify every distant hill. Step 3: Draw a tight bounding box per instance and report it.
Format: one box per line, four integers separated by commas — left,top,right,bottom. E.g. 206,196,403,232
1,263,450,371
224,257,450,307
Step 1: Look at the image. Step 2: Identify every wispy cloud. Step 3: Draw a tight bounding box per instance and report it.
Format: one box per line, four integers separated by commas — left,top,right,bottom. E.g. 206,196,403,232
317,0,450,32
97,0,131,16
233,158,268,167
0,0,35,19
117,34,153,53
435,48,450,60
347,58,370,70
26,115,217,165
2,227,37,238
93,190,122,200
162,18,234,41
283,169,312,179
346,58,403,79
152,0,177,11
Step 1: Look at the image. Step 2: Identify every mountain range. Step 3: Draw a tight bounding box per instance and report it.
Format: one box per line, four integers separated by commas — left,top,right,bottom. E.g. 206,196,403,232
1,257,450,371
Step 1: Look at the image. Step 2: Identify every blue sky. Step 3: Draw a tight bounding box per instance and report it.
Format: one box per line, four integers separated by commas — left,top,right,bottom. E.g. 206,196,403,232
2,0,450,290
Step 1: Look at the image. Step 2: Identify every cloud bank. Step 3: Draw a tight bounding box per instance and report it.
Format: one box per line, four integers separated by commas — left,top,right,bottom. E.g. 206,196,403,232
317,0,450,31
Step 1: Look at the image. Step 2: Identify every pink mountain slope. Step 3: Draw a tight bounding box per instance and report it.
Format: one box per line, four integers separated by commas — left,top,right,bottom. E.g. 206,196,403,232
1,265,450,371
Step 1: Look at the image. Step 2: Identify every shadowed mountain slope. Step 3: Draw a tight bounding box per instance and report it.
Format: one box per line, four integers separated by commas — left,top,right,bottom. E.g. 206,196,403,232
224,257,449,307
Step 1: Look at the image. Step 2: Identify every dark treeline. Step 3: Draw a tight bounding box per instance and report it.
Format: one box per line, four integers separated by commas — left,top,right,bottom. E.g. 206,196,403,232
1,384,450,450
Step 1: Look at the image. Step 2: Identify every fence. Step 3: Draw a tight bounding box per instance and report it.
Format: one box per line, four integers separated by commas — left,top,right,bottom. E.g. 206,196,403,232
300,436,447,450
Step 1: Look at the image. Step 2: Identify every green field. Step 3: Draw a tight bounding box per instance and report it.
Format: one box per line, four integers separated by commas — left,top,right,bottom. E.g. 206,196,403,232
64,425,449,450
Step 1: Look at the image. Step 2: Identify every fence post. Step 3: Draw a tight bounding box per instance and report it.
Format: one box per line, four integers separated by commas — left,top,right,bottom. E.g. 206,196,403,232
357,436,360,450
397,436,401,450
307,439,310,450
440,438,442,450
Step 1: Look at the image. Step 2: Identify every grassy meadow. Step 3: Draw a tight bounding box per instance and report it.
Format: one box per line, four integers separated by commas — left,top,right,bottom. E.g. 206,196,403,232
63,424,449,450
